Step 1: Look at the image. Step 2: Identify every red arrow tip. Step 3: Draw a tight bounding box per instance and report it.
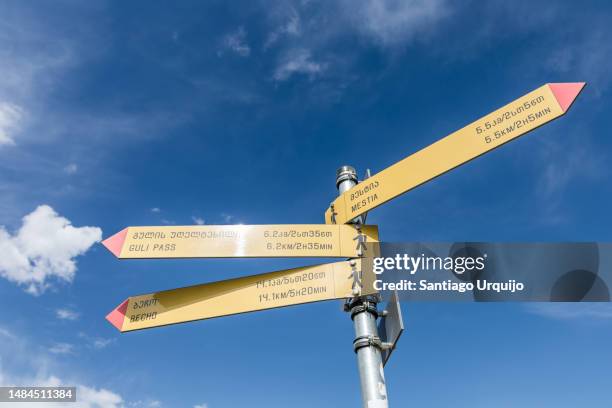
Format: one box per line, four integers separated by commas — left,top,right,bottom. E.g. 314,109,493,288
101,228,128,257
548,82,586,113
106,299,129,331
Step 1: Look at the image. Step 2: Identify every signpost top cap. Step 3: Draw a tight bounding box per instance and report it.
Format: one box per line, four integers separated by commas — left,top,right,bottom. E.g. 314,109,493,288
336,165,358,188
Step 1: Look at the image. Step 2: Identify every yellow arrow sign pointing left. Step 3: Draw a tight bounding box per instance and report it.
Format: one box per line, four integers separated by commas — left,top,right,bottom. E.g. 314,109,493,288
102,224,379,259
106,259,375,332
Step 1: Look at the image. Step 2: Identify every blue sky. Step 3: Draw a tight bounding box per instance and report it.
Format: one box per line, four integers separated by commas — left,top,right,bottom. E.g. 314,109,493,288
1,1,612,407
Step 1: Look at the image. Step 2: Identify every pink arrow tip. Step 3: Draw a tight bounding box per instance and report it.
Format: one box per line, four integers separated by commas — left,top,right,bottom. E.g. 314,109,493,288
102,228,128,257
548,82,586,113
106,299,129,331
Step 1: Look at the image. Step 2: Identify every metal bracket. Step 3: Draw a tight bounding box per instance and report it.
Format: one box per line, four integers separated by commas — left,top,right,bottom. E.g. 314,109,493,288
378,290,404,366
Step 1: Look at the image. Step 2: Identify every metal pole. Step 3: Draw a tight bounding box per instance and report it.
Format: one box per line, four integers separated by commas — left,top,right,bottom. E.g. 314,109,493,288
335,166,389,408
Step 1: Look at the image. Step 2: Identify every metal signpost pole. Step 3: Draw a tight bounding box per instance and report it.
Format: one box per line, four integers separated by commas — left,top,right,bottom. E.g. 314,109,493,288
335,166,389,408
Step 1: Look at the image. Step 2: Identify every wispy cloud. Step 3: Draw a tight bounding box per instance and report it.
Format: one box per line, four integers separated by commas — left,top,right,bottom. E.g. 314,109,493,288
0,4,192,227
0,103,23,146
525,303,612,320
194,404,208,408
0,205,102,295
221,26,251,57
78,332,115,350
0,327,15,339
151,207,161,213
0,324,126,407
537,140,602,198
273,49,325,81
260,0,451,101
56,308,80,321
221,213,235,224
545,25,612,95
342,0,450,46
531,133,605,224
130,400,163,408
49,342,75,355
92,338,114,350
264,9,300,49
192,216,205,225
63,163,78,175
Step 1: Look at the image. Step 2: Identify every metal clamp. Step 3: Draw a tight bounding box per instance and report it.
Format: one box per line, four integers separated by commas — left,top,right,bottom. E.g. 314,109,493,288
336,165,358,188
349,300,379,320
353,335,383,353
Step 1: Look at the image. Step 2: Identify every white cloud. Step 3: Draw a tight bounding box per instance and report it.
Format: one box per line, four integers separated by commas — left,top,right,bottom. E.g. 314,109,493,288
265,10,301,49
192,216,205,225
0,205,102,295
64,163,78,174
0,324,133,408
77,385,124,408
0,327,15,339
221,213,235,224
194,404,208,408
264,1,449,87
273,49,325,81
545,27,612,94
344,0,450,46
92,338,114,350
532,135,604,224
130,400,162,407
538,143,596,197
525,303,612,320
0,8,78,101
151,207,161,213
222,27,251,57
0,102,24,146
49,342,74,355
56,308,80,321
4,376,122,408
77,332,115,350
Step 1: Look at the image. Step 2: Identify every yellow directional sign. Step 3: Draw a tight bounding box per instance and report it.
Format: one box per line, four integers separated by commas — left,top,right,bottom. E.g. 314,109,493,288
106,259,376,332
102,224,379,259
325,82,586,224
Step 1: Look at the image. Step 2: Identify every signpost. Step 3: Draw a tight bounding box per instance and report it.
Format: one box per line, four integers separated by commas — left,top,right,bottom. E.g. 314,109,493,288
107,259,375,332
325,83,586,225
102,224,379,259
103,81,585,408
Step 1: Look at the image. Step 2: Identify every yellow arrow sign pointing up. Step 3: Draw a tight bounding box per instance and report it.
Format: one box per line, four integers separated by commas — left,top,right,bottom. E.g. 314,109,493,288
325,82,586,225
106,259,376,332
102,224,379,259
